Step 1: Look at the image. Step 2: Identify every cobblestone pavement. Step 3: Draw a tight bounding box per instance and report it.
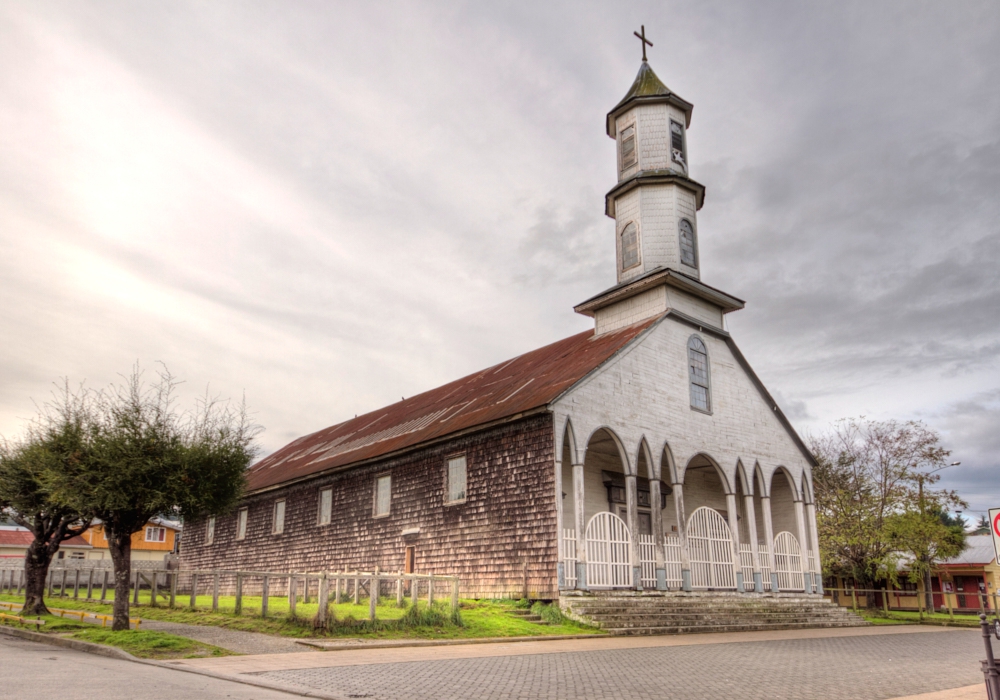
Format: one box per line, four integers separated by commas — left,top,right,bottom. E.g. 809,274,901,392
140,620,306,654
254,629,984,700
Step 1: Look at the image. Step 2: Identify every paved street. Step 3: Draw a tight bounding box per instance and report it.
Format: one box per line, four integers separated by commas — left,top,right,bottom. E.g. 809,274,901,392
252,628,985,700
0,634,300,700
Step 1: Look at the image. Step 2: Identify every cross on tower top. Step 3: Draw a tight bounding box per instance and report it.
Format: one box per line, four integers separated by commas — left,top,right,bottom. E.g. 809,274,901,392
633,25,653,62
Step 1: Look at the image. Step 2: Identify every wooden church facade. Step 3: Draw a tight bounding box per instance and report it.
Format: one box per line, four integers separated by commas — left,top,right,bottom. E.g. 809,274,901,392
182,58,824,600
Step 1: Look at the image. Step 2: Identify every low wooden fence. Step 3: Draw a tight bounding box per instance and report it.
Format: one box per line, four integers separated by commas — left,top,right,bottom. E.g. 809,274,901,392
825,586,998,619
1,567,459,624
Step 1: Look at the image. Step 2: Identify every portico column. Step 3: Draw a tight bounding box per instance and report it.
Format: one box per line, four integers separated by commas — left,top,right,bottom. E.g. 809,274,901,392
649,479,667,591
806,501,823,594
793,499,812,593
573,464,587,590
555,458,565,590
743,493,763,593
625,475,641,590
760,496,780,592
725,492,745,593
672,481,692,591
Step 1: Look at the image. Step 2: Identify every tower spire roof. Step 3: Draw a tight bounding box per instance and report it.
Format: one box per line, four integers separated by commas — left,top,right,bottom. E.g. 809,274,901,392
606,62,693,137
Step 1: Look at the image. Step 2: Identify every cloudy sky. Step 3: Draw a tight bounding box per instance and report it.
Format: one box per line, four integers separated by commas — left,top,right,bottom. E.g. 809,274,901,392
1,2,997,517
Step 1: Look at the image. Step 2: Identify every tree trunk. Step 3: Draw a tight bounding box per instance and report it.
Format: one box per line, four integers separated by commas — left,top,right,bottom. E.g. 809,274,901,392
108,532,132,631
22,540,56,616
923,566,935,613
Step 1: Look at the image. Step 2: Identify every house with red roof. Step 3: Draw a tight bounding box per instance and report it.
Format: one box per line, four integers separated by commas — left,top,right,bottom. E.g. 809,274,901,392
181,59,824,604
0,528,92,561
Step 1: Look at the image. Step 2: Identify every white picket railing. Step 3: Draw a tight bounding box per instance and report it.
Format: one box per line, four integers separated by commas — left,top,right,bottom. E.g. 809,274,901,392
687,507,736,590
562,528,577,589
774,531,804,591
664,535,683,589
585,512,632,589
758,543,773,591
738,543,756,591
638,534,657,589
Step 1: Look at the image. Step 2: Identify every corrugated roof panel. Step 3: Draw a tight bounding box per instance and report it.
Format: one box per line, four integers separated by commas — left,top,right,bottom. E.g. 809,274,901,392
246,318,657,491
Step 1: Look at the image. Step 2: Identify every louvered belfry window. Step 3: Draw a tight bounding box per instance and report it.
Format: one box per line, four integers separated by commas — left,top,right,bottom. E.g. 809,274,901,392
620,125,636,170
679,219,697,268
688,335,711,412
621,222,639,270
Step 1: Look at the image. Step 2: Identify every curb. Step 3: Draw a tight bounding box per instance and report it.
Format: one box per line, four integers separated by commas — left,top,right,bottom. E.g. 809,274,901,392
294,632,604,651
0,626,346,700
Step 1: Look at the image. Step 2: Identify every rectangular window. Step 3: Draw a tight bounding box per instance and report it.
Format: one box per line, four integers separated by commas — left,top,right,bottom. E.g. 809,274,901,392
206,516,216,545
318,487,333,525
272,500,286,534
446,455,467,504
236,507,248,540
144,526,166,543
620,125,636,170
69,551,86,560
374,475,391,517
670,120,687,169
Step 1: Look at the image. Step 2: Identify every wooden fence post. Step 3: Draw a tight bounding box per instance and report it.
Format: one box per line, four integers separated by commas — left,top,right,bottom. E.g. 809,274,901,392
132,572,140,605
451,578,459,615
353,576,360,605
315,574,329,628
18,569,25,595
428,576,434,607
261,575,270,618
288,575,297,617
945,588,954,621
850,586,857,612
235,574,243,615
61,569,68,598
169,572,177,608
73,569,81,599
396,577,403,608
86,569,94,600
411,576,418,608
189,573,198,609
369,575,378,621
881,588,888,616
46,570,53,598
334,576,341,605
151,572,159,607
212,572,220,612
100,570,108,601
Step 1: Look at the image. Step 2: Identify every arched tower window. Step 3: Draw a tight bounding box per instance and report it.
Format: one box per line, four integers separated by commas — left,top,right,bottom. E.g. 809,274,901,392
620,222,639,270
687,335,711,412
679,219,697,268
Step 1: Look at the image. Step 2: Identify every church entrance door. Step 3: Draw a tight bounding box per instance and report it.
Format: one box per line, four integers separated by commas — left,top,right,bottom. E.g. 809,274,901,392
585,512,632,589
773,531,804,591
687,506,737,590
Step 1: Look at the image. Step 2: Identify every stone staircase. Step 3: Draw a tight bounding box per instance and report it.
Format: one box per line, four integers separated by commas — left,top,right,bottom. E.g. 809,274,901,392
561,591,867,636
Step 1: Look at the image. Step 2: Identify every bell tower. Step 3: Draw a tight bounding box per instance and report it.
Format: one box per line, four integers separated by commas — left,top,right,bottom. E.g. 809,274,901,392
575,29,744,335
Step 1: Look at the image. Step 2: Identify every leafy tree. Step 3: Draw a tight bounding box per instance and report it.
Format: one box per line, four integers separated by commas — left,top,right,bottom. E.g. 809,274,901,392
972,515,991,535
886,506,966,610
811,418,964,607
0,385,95,615
50,366,259,630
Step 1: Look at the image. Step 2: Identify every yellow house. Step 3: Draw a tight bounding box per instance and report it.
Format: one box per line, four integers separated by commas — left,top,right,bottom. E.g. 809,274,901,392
81,518,182,562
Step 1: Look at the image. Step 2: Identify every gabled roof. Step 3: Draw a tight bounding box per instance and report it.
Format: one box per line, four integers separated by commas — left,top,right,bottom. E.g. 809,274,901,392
0,530,91,548
938,535,997,567
607,62,693,137
247,319,657,492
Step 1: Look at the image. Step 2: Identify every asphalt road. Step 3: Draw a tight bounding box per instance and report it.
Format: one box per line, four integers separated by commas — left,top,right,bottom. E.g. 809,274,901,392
0,634,301,700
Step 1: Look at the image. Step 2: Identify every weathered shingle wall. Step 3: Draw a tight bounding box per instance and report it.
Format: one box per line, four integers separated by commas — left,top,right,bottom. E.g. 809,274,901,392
181,413,558,599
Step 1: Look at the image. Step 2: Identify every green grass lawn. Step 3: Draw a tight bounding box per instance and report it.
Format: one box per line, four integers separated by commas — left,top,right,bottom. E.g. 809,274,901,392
0,593,600,640
858,609,987,627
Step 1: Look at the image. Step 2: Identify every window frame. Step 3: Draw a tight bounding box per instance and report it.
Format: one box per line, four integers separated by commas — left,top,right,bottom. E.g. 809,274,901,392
206,516,215,545
144,526,166,543
445,454,468,505
678,218,698,269
620,221,641,271
619,123,637,171
272,499,286,535
317,487,333,526
670,119,687,169
236,507,248,541
687,334,712,414
373,474,392,518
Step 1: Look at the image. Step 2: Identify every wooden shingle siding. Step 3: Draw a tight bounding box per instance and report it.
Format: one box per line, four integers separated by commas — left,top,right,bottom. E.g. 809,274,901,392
180,414,558,599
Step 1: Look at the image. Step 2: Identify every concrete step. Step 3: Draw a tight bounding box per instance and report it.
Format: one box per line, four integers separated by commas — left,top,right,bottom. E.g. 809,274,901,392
602,620,868,636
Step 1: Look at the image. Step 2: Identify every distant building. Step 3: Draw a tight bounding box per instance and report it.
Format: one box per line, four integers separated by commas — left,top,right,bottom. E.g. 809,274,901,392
0,527,92,560
80,518,182,562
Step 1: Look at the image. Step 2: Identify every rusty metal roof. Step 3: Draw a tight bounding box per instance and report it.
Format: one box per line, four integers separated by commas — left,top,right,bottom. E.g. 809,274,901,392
0,530,91,548
247,318,658,492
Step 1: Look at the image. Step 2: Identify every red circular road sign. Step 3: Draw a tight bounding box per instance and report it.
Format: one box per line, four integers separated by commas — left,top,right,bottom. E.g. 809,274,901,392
994,512,1000,537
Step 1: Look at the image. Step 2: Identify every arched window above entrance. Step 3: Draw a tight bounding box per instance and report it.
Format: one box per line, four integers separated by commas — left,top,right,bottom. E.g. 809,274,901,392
687,335,711,413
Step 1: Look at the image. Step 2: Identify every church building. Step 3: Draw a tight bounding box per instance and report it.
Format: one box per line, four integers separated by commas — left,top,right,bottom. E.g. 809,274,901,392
181,53,824,603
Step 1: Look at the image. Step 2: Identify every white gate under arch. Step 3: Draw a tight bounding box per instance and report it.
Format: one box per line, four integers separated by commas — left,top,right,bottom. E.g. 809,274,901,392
773,531,804,591
585,512,632,589
686,506,737,590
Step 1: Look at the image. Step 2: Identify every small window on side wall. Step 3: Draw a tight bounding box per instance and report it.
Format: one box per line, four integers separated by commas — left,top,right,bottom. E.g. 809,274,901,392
446,455,467,503
318,487,332,525
687,335,711,412
670,120,687,171
679,219,697,268
374,475,391,517
620,125,637,170
272,499,286,534
620,222,640,270
236,507,248,540
206,516,215,545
